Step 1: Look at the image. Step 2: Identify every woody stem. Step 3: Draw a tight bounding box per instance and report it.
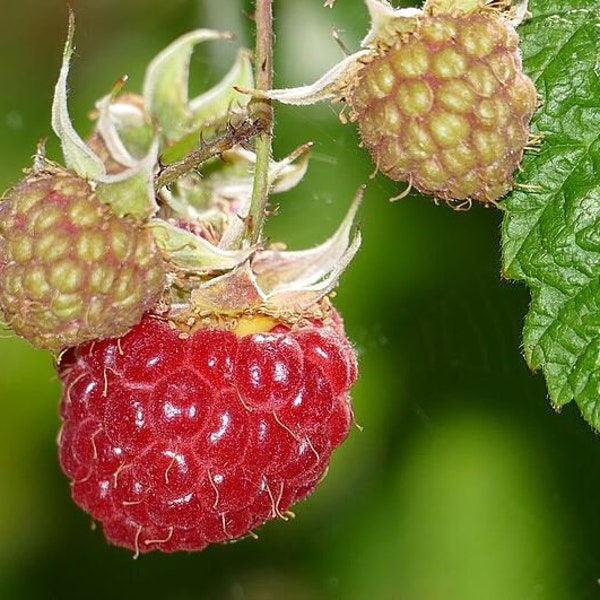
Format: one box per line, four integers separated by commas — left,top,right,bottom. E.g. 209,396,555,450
247,0,274,246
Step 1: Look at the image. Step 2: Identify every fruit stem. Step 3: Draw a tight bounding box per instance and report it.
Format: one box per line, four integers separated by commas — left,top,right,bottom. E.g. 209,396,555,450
154,116,267,190
247,0,274,246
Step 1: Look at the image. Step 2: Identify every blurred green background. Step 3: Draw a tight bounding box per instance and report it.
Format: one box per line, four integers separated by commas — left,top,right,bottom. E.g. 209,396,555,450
1,1,599,598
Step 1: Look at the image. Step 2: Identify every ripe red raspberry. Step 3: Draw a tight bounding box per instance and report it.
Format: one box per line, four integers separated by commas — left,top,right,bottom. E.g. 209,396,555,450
0,167,165,351
57,313,357,554
347,10,538,205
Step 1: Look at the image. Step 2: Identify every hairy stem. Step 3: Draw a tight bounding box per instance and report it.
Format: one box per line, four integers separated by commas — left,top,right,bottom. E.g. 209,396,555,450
247,0,274,246
154,116,266,190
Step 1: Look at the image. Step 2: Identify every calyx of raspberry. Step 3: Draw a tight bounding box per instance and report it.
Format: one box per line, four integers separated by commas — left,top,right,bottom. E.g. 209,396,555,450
249,0,536,206
174,187,362,325
51,13,361,326
52,13,256,221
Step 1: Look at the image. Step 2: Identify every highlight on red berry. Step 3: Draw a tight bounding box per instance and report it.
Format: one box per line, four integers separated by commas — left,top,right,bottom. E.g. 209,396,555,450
57,313,357,554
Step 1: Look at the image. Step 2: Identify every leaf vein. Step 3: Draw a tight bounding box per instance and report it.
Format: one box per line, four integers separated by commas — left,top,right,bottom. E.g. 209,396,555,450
505,138,597,275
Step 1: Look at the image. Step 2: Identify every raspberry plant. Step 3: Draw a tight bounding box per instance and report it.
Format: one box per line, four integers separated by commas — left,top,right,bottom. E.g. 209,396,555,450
0,0,365,554
2,0,600,562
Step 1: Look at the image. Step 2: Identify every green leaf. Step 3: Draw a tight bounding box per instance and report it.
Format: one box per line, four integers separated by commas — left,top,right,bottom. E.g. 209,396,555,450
501,0,600,426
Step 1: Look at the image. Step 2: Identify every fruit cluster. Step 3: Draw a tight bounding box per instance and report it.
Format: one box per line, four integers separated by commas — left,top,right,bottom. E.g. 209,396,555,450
0,9,363,554
0,0,538,555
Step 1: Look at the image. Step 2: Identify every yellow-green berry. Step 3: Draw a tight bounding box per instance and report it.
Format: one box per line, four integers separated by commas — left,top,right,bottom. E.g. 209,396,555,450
348,10,538,204
0,167,166,352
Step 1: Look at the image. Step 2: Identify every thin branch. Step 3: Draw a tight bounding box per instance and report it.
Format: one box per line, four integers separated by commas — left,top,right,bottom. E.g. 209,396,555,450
154,116,266,190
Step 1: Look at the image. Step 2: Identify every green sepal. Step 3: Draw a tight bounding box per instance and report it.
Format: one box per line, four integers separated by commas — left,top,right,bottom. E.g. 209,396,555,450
51,10,105,180
190,188,363,314
187,48,253,130
95,140,160,220
254,186,363,294
147,219,254,274
95,91,154,166
143,30,252,143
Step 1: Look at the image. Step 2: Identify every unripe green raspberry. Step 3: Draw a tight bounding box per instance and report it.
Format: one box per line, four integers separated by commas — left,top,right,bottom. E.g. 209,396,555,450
0,167,166,352
348,10,538,205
